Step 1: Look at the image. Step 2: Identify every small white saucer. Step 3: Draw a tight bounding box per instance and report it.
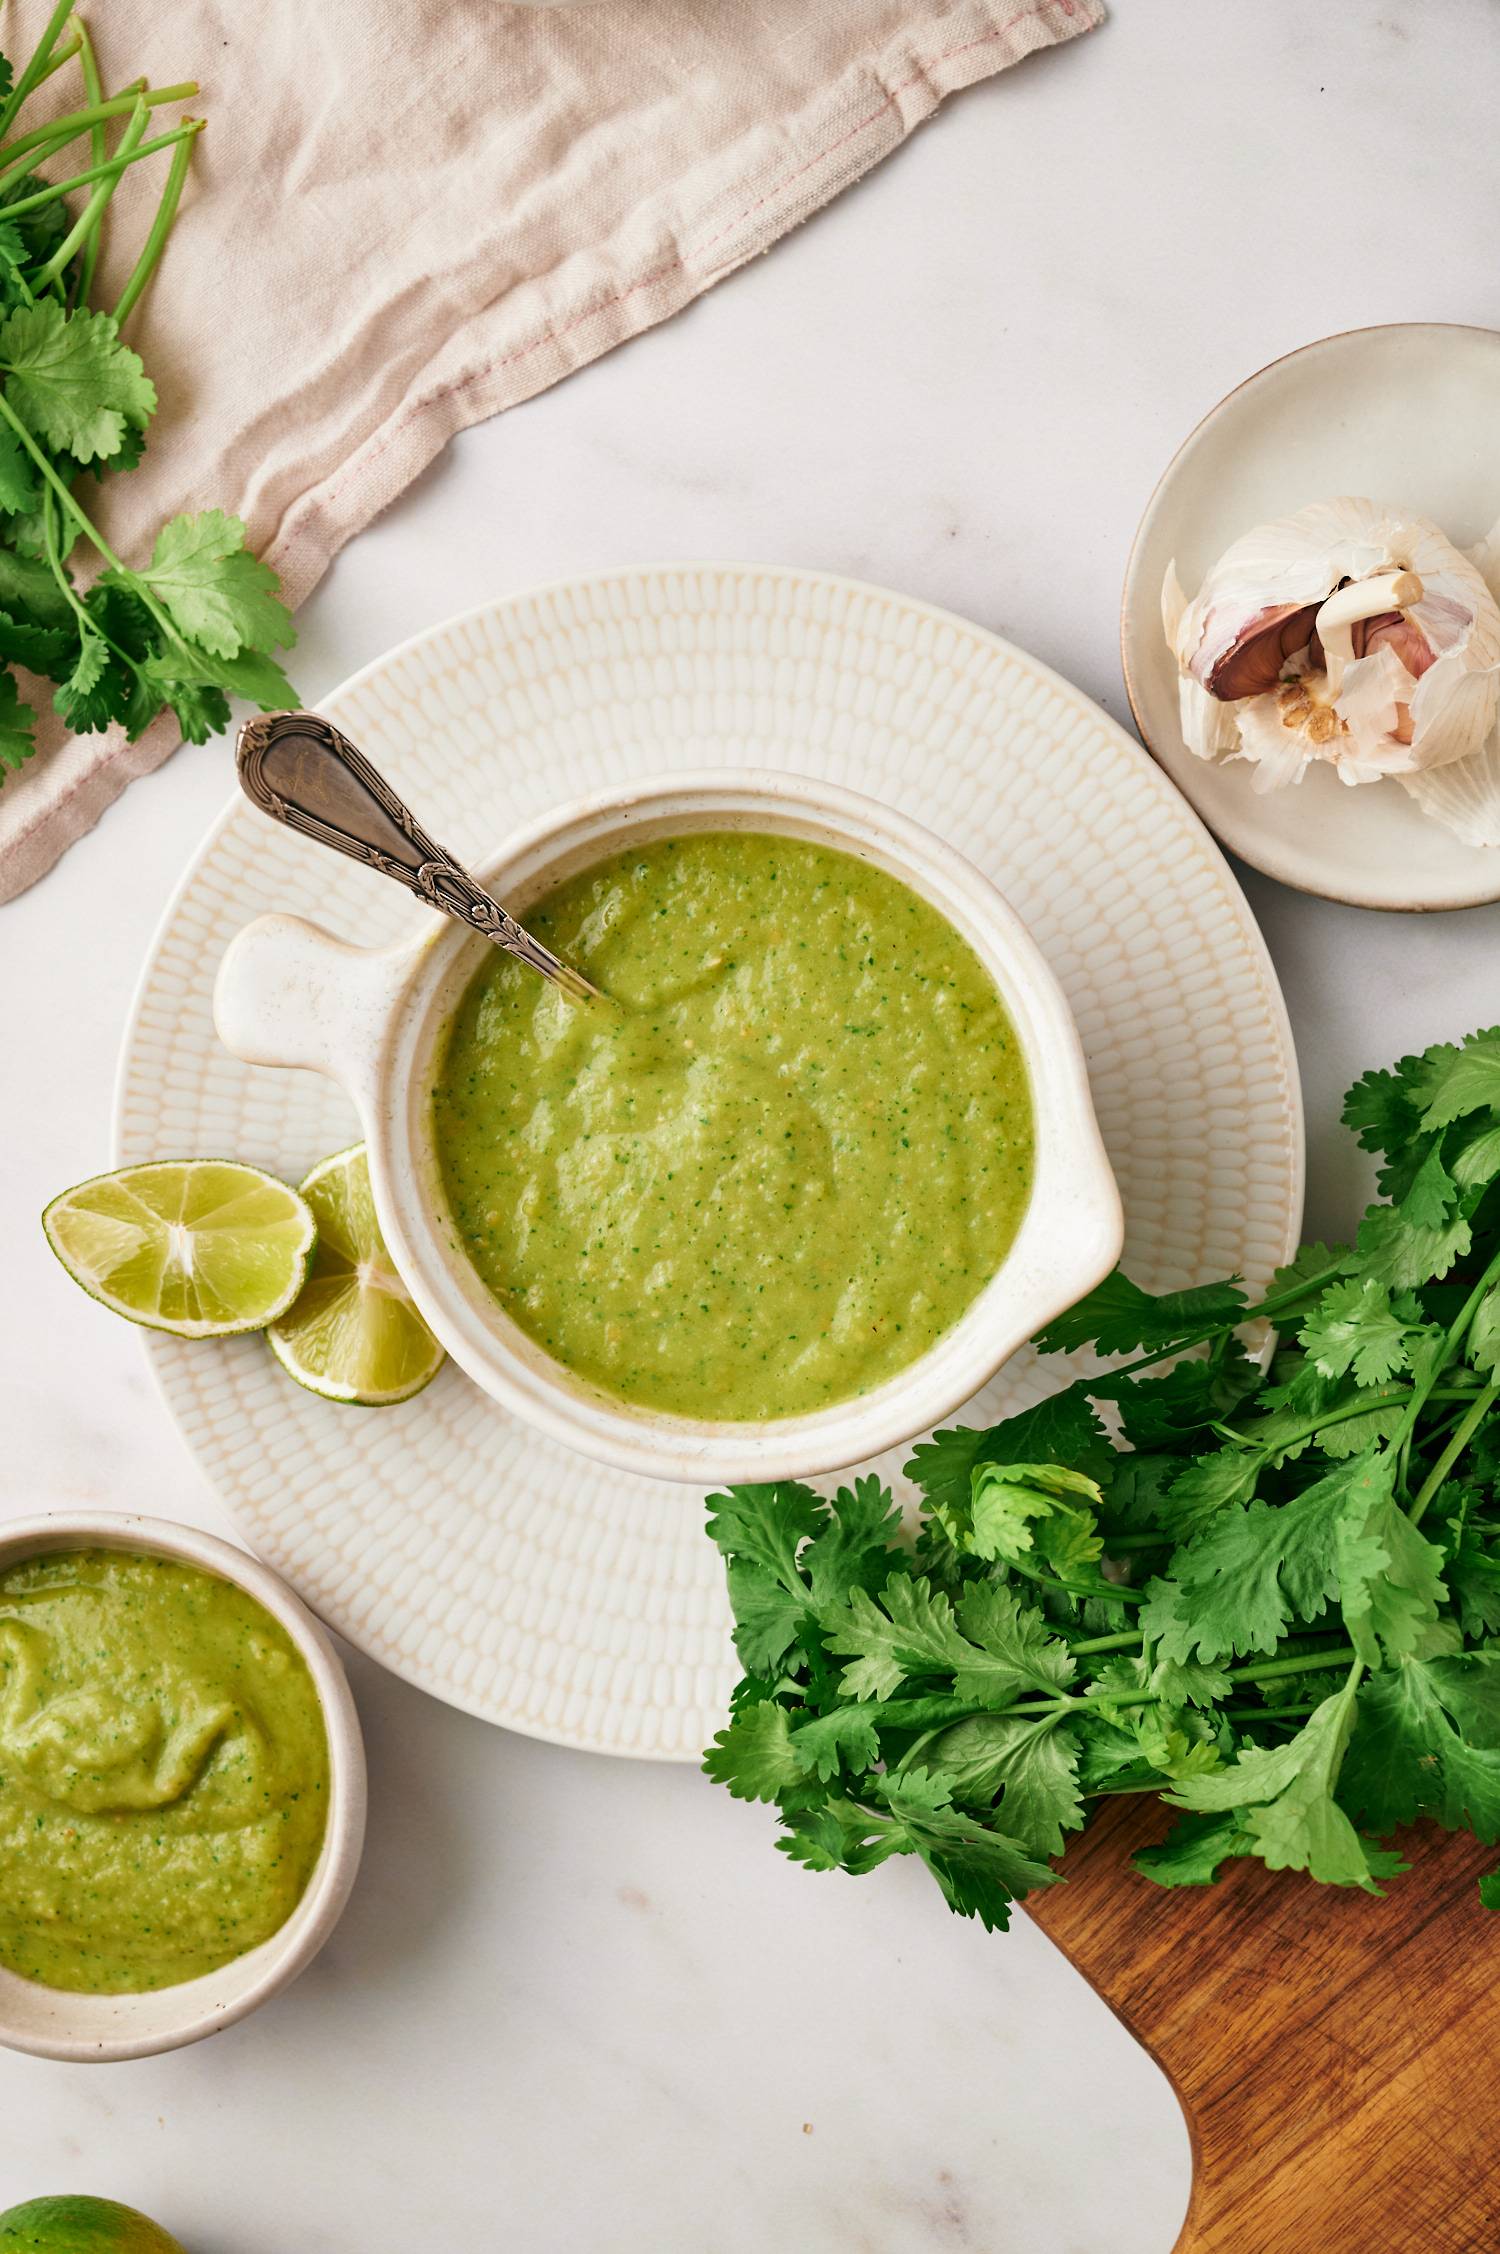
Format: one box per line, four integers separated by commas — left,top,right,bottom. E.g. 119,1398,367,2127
1121,323,1500,911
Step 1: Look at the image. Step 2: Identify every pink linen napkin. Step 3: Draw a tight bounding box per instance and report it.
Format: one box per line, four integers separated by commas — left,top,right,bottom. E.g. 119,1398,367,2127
0,0,1101,901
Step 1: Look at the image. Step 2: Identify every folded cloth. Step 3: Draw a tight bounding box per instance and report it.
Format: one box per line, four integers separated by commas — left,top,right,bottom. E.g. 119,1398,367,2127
0,0,1101,901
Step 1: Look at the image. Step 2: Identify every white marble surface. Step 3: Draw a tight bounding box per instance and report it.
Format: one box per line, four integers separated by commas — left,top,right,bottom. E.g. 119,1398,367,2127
4,3,1500,2246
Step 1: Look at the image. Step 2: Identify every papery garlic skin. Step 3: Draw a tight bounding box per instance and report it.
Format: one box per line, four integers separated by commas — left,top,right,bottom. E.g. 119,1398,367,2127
1164,498,1500,805
1400,514,1500,849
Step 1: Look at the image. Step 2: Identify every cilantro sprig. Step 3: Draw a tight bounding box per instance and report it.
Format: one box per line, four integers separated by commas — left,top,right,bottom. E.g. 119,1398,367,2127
704,1025,1500,1926
0,6,293,782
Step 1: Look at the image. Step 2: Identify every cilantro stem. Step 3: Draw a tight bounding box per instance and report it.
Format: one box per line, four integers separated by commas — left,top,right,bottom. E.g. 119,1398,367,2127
891,1646,1367,1729
0,386,126,567
37,484,137,684
1225,1647,1357,1687
0,84,196,181
72,18,107,306
1062,1630,1143,1655
1393,1242,1500,1497
1003,1554,1145,1606
39,486,90,633
0,119,202,221
33,28,82,90
34,92,148,289
1409,1378,1500,1529
0,386,179,647
0,0,78,143
113,123,194,327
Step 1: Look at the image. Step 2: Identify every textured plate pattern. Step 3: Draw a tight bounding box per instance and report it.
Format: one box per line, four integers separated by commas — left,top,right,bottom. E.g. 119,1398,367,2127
116,567,1303,1759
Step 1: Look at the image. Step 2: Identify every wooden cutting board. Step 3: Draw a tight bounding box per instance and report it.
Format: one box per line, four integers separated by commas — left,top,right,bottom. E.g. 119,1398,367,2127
1029,1804,1500,2252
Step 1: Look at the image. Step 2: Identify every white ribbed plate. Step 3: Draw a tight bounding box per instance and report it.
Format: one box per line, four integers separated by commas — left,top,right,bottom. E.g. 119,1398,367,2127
116,566,1303,1760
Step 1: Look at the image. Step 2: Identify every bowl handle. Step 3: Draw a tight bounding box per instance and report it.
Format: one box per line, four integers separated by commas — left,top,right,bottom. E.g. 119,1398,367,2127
213,914,406,1107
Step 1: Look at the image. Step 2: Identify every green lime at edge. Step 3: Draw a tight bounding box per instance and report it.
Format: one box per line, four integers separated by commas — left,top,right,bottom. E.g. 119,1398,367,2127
0,2197,187,2253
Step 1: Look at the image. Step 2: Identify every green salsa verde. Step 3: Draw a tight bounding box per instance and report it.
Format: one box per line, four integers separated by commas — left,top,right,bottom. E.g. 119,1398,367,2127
431,832,1034,1420
0,1549,329,1994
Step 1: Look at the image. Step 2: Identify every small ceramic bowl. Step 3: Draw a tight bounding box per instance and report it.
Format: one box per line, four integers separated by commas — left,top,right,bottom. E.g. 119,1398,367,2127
214,769,1122,1484
0,1511,366,2064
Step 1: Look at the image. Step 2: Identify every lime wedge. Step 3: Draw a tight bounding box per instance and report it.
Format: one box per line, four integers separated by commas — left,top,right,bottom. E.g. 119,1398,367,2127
268,1144,444,1405
43,1160,317,1337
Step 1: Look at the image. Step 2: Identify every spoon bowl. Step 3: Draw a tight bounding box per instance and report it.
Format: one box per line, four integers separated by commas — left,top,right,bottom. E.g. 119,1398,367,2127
237,710,603,1002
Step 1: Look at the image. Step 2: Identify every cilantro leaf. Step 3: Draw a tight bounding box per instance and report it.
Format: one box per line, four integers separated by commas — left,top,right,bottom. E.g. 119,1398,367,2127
0,602,72,679
1171,1685,1402,1892
788,1705,881,1784
0,665,35,769
0,171,67,265
1141,1456,1365,1664
1133,1810,1253,1888
1090,1351,1262,1453
1453,1121,1500,1192
138,509,295,659
822,1575,1072,1707
1341,1656,1500,1842
706,1482,823,1584
0,301,156,463
1420,1029,1500,1131
800,1476,902,1609
939,1460,1104,1575
775,1799,884,1874
1470,1285,1500,1377
1343,1048,1432,1167
136,641,305,745
1299,1278,1425,1387
722,1561,806,1679
925,1713,1084,1856
1268,1241,1353,1300
877,1774,1058,1930
1156,1448,1262,1540
1356,1195,1473,1291
1334,1458,1447,1667
951,1582,1076,1700
0,418,36,513
52,629,115,735
824,1576,978,1701
904,1387,1111,1515
1033,1269,1247,1358
702,1701,804,1802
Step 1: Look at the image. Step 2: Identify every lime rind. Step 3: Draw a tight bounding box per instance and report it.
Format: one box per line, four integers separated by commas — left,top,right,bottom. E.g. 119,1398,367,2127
42,1160,317,1338
268,1145,444,1407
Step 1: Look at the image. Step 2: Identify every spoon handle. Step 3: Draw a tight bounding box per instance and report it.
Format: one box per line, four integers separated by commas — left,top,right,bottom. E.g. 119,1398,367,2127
236,710,598,1002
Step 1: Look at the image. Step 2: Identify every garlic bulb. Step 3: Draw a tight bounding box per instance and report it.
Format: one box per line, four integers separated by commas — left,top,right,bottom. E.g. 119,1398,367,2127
1161,498,1500,828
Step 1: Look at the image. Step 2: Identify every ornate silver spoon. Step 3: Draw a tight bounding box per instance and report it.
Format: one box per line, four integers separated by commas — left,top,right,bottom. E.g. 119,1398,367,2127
236,709,604,1005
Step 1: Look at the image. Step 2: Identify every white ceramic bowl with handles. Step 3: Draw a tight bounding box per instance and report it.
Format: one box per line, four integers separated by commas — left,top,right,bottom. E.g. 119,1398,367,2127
0,1511,366,2064
214,770,1122,1485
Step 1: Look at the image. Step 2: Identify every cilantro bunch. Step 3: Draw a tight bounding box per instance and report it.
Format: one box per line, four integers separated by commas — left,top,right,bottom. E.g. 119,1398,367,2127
0,4,293,783
704,1025,1500,1933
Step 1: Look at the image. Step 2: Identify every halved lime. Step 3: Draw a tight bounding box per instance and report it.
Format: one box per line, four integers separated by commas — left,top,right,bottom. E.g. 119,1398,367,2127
42,1160,317,1337
0,2194,188,2251
268,1144,444,1405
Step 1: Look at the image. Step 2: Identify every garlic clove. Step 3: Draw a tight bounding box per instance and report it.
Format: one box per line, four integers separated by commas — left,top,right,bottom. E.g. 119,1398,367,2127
1315,569,1424,694
1198,601,1321,699
1335,644,1417,771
